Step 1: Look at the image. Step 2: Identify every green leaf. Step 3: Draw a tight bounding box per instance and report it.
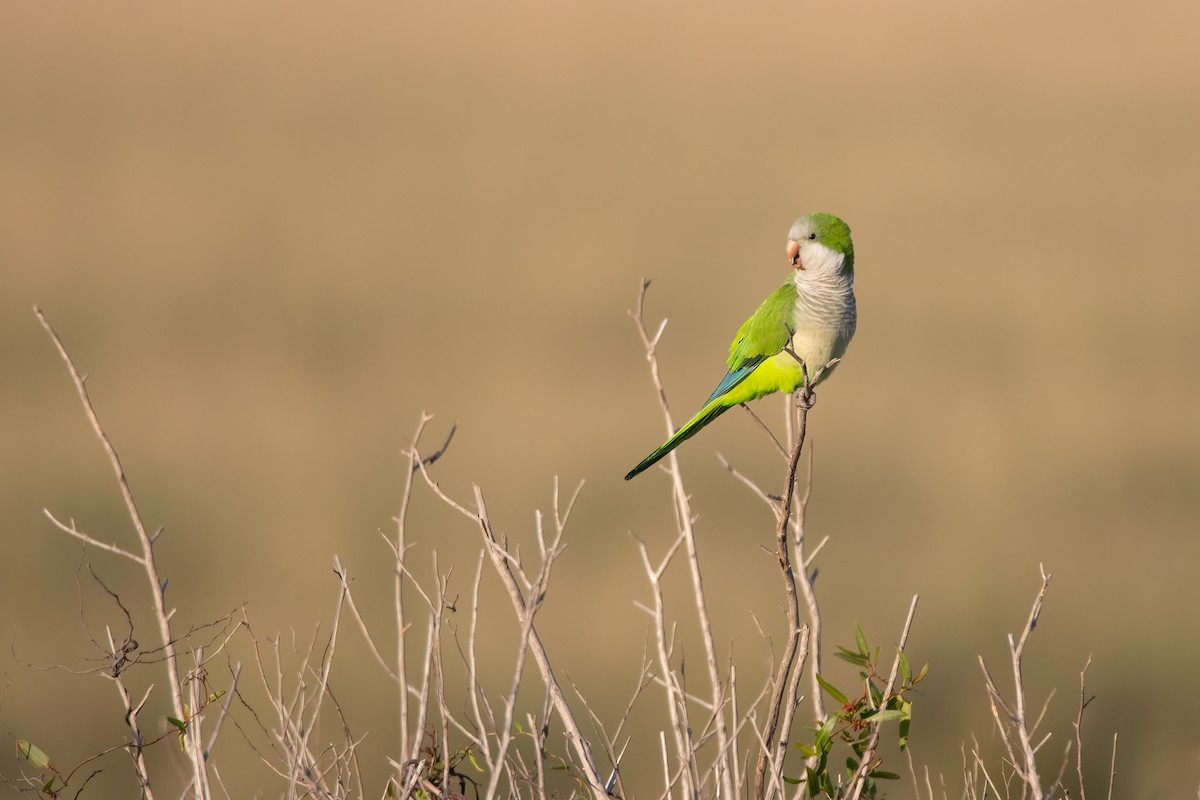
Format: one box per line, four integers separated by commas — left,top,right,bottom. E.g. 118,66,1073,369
866,708,907,723
898,650,910,685
867,679,883,706
16,739,52,770
782,774,802,785
42,776,57,793
915,662,930,683
815,673,850,705
870,770,901,780
813,716,837,751
805,767,819,797
897,698,913,750
166,716,188,731
853,624,869,656
797,743,817,758
833,646,868,667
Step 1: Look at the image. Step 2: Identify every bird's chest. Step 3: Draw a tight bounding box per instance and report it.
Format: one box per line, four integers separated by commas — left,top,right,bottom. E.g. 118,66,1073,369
787,293,856,376
788,326,843,374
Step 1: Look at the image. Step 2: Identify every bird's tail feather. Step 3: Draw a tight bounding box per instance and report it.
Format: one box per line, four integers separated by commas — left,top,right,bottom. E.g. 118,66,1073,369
624,400,731,480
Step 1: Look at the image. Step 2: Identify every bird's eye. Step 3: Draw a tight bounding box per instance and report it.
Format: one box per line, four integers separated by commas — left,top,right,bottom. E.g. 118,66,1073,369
807,233,817,240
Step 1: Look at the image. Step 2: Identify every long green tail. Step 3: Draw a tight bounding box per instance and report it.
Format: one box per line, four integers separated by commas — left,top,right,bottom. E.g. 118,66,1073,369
624,399,732,480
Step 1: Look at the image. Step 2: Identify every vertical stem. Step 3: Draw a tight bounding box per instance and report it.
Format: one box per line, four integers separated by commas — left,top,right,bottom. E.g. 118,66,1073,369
396,414,433,765
631,282,733,799
754,389,810,800
36,309,200,791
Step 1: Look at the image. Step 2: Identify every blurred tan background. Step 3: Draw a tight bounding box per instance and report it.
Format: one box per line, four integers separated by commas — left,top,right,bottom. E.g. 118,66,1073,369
3,0,1199,796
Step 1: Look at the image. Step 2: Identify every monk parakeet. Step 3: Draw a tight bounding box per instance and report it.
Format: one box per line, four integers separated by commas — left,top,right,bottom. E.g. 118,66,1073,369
625,212,857,480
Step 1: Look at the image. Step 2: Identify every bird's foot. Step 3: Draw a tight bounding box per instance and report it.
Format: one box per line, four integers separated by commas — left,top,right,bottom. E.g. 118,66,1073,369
796,388,816,411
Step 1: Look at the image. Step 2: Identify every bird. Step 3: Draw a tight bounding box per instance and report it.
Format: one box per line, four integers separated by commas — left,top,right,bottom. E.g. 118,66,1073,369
624,212,857,481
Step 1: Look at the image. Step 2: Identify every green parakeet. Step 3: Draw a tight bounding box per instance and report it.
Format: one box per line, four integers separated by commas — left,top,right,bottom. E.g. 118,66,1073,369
625,212,857,481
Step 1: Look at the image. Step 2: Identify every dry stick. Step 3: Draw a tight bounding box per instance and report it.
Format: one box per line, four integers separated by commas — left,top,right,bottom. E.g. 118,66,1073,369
34,308,205,786
482,497,571,800
730,663,742,794
792,446,828,728
1031,688,1057,745
699,666,775,797
42,511,145,565
630,280,735,800
301,570,350,790
463,551,496,773
109,664,156,799
342,572,401,681
1010,566,1052,800
753,376,814,800
391,417,459,775
977,657,1022,786
205,662,242,760
968,744,1004,800
846,595,920,800
526,711,550,800
1106,733,1118,800
739,403,789,461
408,622,437,765
774,623,811,786
474,484,608,800
574,655,652,797
1051,738,1073,796
416,465,607,800
387,557,442,769
743,706,790,800
264,602,344,797
187,649,212,799
719,446,826,741
395,412,431,766
634,531,696,800
778,446,820,764
429,555,454,797
1073,655,1095,800
659,731,671,800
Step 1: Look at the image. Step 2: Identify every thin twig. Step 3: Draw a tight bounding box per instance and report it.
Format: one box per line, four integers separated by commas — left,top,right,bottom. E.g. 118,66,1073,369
753,381,810,800
416,460,608,799
739,403,789,460
630,279,734,800
792,443,828,728
35,308,200,784
1073,655,1095,800
846,595,920,800
1107,733,1118,800
1010,566,1052,800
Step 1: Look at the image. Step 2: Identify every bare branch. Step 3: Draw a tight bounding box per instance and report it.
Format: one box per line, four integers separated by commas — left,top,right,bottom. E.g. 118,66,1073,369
415,455,608,799
754,381,813,800
846,595,920,800
630,279,735,800
41,511,144,565
739,403,789,460
35,307,203,785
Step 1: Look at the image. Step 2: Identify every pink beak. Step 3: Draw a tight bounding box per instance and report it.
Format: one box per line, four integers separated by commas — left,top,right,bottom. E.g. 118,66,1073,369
786,239,802,269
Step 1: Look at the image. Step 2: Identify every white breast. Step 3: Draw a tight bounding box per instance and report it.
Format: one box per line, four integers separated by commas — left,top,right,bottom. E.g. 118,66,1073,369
790,280,857,384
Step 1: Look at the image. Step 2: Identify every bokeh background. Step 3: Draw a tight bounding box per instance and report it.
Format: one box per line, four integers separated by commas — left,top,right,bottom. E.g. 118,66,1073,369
3,1,1199,796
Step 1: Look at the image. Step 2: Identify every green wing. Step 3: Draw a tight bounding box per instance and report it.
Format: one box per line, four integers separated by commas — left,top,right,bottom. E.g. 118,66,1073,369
623,279,798,481
704,281,798,403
